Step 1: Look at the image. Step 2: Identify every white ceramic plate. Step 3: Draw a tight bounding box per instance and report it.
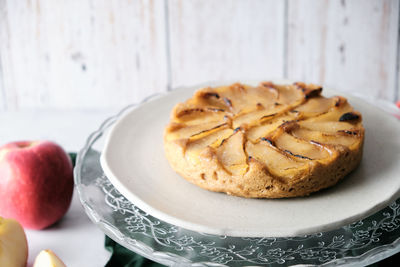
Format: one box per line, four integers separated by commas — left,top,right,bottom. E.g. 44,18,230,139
100,81,400,237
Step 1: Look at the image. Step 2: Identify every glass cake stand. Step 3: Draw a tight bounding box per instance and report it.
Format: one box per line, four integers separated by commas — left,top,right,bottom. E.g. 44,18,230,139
74,92,400,267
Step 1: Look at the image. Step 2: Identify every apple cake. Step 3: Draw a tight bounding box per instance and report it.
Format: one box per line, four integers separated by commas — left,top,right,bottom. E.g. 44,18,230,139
164,82,364,198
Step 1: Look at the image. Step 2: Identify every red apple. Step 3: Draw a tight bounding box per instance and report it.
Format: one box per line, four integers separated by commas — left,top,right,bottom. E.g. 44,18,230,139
0,141,74,230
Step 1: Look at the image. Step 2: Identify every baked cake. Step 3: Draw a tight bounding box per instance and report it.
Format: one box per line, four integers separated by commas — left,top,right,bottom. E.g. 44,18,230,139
164,82,364,198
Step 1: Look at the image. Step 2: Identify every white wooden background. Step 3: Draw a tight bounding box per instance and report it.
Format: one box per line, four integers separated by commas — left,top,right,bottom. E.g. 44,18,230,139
0,0,399,111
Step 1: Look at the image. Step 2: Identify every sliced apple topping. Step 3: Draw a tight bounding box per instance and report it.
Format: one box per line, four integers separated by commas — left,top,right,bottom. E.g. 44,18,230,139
190,88,227,110
246,84,279,106
299,120,356,134
165,121,228,141
173,106,226,125
295,97,337,117
291,127,359,148
306,101,353,122
216,83,259,113
165,81,364,196
232,108,280,129
246,140,307,178
185,128,233,165
188,123,229,142
246,114,297,142
294,82,323,99
273,132,330,160
214,131,248,175
274,84,305,106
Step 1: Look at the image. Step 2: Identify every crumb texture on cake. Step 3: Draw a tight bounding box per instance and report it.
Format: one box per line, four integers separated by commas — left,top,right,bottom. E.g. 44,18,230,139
164,82,364,198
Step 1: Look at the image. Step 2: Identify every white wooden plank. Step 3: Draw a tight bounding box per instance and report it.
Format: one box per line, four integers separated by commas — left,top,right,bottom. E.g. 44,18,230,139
0,0,11,110
287,0,399,101
0,0,5,111
0,0,168,110
168,0,285,88
0,65,5,111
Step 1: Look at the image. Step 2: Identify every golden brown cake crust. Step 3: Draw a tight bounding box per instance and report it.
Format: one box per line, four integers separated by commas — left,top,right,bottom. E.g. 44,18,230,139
164,82,364,198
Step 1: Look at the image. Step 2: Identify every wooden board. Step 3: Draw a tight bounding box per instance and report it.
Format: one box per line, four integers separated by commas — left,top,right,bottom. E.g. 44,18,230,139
168,0,285,88
287,0,399,101
0,0,168,110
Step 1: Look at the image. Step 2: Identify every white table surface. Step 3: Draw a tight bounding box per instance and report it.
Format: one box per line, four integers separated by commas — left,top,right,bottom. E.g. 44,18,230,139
0,109,120,267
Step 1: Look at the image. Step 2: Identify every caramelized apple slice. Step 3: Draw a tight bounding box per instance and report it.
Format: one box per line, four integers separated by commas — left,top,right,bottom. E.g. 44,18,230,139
173,105,226,125
293,82,323,99
295,97,337,117
299,120,357,134
245,84,279,106
259,82,306,106
246,140,307,178
189,88,227,110
246,114,296,142
188,123,229,142
274,132,330,160
307,102,353,122
274,84,305,106
165,121,228,141
215,83,257,113
232,105,285,129
220,82,280,113
185,128,233,165
291,127,359,148
215,131,248,175
218,83,283,114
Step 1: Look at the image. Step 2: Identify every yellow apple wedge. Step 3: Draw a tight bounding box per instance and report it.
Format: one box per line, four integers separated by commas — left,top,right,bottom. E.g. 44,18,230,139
0,216,28,267
34,249,67,267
